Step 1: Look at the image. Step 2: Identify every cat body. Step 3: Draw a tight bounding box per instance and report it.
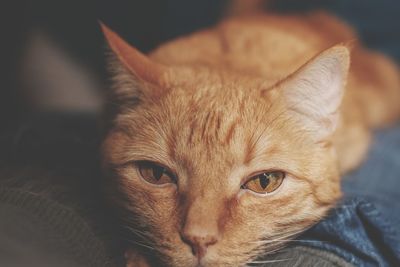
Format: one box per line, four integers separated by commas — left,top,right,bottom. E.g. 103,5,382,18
101,12,400,267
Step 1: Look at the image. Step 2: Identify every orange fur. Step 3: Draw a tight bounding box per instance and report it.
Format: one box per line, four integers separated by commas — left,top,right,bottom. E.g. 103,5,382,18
101,12,400,267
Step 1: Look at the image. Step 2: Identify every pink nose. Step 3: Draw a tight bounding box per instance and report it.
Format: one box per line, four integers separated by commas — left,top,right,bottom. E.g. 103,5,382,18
181,197,222,260
182,231,218,260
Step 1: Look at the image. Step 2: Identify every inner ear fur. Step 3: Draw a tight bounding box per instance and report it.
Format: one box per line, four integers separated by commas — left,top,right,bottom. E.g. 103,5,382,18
278,45,350,140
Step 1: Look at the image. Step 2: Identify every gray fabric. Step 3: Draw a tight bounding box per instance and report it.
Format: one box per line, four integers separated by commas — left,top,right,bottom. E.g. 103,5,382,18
0,202,84,267
258,246,354,267
0,188,116,267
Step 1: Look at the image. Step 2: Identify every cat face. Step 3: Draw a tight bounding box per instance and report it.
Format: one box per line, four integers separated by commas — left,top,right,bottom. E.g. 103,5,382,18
101,25,348,266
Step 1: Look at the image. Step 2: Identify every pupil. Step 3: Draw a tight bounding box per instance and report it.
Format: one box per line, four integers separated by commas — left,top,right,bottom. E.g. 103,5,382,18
152,166,164,180
259,174,270,189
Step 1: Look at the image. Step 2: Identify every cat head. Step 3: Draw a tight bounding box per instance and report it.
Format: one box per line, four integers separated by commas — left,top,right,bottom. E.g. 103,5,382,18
101,24,348,267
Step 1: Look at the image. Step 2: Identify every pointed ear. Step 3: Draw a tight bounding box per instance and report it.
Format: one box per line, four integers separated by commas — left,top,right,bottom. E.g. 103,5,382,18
279,45,350,141
100,23,169,124
100,22,166,87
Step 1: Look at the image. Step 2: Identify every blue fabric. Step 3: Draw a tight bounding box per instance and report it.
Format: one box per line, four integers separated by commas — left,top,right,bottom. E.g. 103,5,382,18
301,124,400,266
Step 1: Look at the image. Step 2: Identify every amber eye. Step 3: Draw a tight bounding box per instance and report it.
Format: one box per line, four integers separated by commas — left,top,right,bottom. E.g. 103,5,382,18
242,171,285,194
137,161,176,185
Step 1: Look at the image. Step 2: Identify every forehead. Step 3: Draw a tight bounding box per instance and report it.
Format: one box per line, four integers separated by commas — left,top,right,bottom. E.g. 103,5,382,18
141,83,282,166
114,68,310,162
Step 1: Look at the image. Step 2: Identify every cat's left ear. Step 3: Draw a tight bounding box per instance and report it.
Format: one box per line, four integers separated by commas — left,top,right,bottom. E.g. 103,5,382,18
278,45,350,141
100,23,167,95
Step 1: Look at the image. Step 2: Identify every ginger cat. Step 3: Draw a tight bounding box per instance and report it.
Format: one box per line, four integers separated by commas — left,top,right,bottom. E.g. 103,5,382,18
100,11,400,267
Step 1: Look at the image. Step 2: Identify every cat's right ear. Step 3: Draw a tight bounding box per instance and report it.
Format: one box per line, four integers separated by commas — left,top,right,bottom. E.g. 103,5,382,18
276,45,350,141
100,23,167,100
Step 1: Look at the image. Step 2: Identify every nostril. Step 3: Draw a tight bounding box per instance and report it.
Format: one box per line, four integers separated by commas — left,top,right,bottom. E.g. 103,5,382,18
202,236,218,247
183,235,218,260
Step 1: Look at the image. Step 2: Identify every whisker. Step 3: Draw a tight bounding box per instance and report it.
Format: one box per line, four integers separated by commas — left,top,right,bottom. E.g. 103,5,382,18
252,239,323,244
123,238,156,251
249,258,293,265
253,228,306,244
123,225,150,239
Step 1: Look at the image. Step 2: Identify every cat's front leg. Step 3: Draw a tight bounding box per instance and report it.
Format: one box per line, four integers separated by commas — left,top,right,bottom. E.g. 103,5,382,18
125,249,151,267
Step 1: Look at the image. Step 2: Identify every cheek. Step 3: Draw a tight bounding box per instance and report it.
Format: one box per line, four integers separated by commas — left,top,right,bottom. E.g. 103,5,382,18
113,168,181,226
118,178,186,249
122,178,179,218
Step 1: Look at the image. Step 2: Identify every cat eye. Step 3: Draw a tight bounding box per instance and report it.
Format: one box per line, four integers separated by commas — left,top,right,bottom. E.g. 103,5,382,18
241,171,285,194
137,161,176,185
